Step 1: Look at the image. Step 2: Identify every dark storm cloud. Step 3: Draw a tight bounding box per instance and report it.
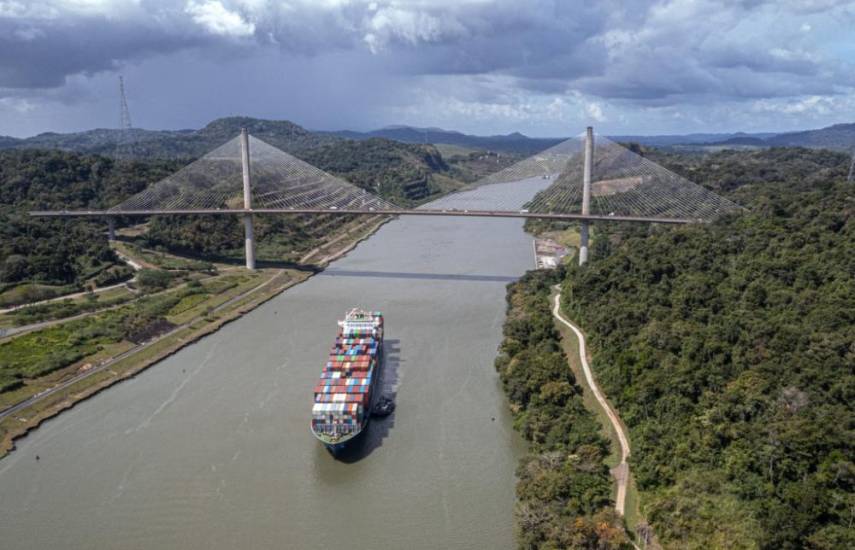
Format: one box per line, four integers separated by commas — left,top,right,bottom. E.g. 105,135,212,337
1,1,852,103
0,1,853,136
0,16,210,89
575,57,852,103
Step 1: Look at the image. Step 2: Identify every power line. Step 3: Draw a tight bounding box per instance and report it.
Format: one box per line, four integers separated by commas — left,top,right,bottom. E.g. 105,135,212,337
119,75,132,130
115,75,134,159
848,148,854,183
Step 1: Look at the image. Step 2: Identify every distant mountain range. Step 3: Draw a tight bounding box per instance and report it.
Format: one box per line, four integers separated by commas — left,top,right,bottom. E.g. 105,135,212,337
657,123,855,150
321,126,563,154
761,123,855,149
0,117,472,205
0,117,336,158
325,123,854,152
613,132,780,147
1,118,852,159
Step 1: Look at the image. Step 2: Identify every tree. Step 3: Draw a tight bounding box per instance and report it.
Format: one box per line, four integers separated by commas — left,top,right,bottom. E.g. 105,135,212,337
1,254,28,282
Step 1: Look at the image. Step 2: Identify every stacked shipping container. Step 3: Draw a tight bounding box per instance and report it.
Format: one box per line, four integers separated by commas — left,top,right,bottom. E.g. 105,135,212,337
311,310,384,444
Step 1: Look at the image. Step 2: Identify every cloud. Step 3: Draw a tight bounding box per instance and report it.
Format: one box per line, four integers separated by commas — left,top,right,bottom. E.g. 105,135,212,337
363,6,466,53
186,0,254,37
0,96,35,113
585,101,605,122
1,0,854,136
4,1,851,100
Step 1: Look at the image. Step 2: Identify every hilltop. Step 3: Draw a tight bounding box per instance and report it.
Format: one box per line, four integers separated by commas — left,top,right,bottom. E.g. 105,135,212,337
764,122,855,150
680,122,855,151
327,121,854,152
0,117,333,158
0,116,491,295
322,125,564,154
0,117,478,205
4,118,853,161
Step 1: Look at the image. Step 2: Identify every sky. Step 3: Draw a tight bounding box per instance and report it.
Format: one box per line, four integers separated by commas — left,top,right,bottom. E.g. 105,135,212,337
1,0,854,138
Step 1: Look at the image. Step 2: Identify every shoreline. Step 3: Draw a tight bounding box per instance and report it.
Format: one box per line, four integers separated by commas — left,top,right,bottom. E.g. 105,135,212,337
0,214,392,460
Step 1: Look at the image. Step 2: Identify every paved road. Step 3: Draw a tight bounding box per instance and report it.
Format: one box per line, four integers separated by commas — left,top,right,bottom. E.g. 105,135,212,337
552,289,631,516
1,311,98,340
0,281,132,315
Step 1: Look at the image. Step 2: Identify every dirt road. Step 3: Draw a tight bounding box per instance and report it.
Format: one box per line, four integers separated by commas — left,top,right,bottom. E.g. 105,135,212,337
552,289,631,516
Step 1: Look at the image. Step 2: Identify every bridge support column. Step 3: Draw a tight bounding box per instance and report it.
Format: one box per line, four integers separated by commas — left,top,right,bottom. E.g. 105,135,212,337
579,126,593,266
240,128,256,270
579,222,589,265
244,215,255,270
107,218,116,241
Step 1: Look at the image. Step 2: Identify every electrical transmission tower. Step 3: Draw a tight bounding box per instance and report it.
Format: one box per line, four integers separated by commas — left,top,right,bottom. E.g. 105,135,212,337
115,75,135,159
848,148,854,183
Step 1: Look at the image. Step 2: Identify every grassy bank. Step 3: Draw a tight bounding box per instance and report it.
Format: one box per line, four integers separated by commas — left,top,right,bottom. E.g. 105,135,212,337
0,268,301,458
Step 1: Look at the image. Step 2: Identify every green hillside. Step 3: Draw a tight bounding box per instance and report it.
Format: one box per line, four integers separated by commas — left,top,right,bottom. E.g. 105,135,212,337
301,137,455,204
0,150,181,304
0,117,469,205
2,117,337,159
0,120,471,300
764,123,855,151
544,147,853,548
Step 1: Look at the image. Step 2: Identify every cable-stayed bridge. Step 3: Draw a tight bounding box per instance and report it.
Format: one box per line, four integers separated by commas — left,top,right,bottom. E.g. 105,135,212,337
30,127,742,268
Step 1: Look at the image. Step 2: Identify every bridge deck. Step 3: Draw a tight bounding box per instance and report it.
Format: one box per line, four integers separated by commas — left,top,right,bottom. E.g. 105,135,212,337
29,208,698,224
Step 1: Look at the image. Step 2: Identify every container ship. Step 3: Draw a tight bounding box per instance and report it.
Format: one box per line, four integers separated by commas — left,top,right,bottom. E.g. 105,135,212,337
310,309,384,454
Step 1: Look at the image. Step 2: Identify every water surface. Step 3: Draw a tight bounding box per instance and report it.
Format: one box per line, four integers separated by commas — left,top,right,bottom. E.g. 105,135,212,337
0,178,549,549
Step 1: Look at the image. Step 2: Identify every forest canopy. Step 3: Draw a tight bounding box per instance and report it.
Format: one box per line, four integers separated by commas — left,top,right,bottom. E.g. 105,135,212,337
554,147,853,549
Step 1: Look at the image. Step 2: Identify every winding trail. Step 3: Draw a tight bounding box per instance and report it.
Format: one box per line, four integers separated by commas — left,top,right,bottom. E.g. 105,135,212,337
551,289,631,516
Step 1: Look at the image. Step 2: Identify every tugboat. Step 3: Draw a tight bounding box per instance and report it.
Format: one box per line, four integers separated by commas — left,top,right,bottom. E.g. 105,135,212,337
372,396,395,417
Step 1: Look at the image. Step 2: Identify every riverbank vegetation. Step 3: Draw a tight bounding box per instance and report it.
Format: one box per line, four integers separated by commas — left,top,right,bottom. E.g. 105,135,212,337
0,273,230,392
496,269,630,549
546,147,854,548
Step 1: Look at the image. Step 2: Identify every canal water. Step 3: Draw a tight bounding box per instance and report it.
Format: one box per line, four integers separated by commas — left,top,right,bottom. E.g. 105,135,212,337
0,178,550,549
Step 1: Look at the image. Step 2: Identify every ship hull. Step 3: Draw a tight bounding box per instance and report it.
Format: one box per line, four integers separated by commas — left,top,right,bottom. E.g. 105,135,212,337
310,310,385,456
313,343,383,455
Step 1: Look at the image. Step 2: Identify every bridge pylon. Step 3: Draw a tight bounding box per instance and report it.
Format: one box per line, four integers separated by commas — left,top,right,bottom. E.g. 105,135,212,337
579,126,593,266
30,125,744,273
240,128,256,270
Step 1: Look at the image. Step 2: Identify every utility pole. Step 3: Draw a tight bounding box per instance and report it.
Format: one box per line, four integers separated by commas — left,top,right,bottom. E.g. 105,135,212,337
115,76,133,159
240,128,256,270
579,126,593,266
848,148,854,183
119,76,132,130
